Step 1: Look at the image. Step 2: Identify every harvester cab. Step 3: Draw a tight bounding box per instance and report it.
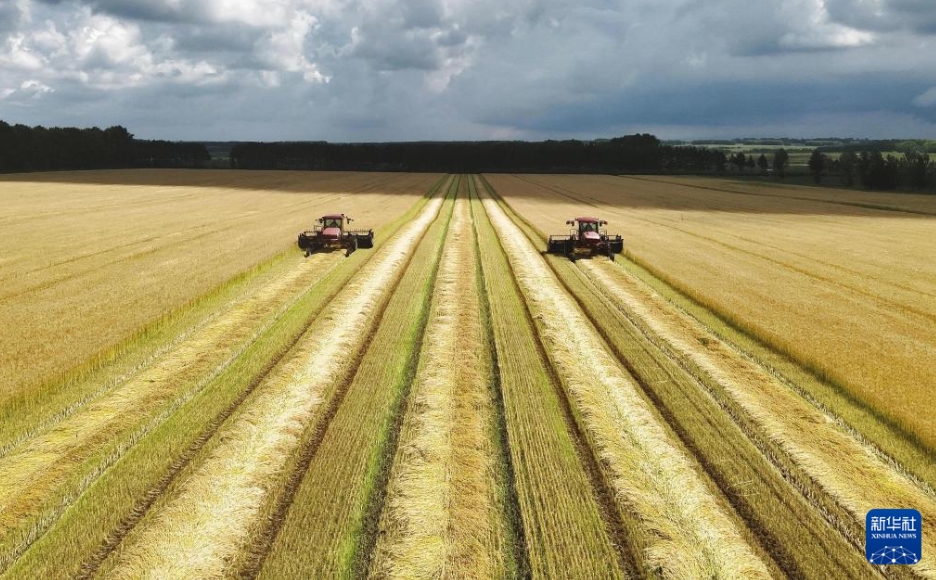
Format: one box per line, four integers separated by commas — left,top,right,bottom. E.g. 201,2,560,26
297,214,375,257
546,217,624,262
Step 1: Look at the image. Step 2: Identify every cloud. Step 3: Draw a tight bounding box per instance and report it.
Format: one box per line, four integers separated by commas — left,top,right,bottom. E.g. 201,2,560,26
825,0,936,34
0,79,54,102
914,87,936,107
2,0,936,140
0,2,30,37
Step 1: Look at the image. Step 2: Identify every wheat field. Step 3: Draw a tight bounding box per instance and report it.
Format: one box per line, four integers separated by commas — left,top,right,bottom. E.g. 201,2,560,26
1,169,933,579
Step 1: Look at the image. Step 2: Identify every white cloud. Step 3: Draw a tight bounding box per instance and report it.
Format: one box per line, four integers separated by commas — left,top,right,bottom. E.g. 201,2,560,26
777,0,876,50
0,34,46,70
0,79,54,102
914,87,936,107
255,10,328,84
203,0,293,27
20,79,54,97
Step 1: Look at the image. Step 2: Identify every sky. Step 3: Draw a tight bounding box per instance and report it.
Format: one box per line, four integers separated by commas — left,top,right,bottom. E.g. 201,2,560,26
1,0,935,141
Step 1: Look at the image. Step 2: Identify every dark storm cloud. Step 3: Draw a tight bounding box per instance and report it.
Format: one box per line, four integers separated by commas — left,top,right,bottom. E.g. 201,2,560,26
2,0,936,140
34,0,194,22
0,3,24,33
826,0,936,34
480,76,936,133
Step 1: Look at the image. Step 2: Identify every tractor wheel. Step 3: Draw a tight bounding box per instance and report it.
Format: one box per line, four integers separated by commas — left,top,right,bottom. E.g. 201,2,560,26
346,238,358,257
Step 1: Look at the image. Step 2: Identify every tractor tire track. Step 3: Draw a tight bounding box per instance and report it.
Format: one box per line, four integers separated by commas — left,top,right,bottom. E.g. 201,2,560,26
485,177,896,579
0,252,342,513
0,251,339,459
0,184,445,580
480,217,637,578
468,177,530,580
0,251,348,575
546,257,880,579
472,176,630,579
504,173,936,474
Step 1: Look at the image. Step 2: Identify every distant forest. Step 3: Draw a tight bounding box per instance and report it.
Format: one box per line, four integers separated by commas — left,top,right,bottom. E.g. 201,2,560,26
2,120,933,191
0,121,210,172
228,135,725,173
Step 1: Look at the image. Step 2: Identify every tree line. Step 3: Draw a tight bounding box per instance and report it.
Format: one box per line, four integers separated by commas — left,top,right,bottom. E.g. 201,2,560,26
2,118,933,192
728,150,791,178
726,147,934,191
0,121,210,173
229,135,729,174
808,149,933,191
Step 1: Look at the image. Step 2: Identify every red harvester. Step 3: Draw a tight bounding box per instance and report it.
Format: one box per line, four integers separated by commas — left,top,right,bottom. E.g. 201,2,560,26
297,214,374,257
546,217,624,261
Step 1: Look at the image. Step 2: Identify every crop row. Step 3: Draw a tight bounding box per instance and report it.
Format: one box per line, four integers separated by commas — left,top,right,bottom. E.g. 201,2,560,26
485,173,936,578
488,172,936,454
370,179,511,579
1,177,446,579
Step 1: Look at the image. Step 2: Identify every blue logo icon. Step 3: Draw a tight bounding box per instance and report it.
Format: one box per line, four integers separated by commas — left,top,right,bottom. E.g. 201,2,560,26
866,509,921,565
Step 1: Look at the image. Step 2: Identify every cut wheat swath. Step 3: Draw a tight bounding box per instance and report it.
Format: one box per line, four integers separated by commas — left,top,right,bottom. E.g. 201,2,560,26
469,176,626,579
488,173,936,450
1,191,440,580
370,196,506,579
584,258,936,578
98,195,445,580
479,187,770,579
0,252,344,570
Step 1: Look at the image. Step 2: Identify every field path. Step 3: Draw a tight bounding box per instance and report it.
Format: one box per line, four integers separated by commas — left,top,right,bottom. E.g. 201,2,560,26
94,194,445,580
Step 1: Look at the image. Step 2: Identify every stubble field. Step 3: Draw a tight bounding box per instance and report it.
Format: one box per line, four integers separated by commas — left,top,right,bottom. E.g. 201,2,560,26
0,169,934,579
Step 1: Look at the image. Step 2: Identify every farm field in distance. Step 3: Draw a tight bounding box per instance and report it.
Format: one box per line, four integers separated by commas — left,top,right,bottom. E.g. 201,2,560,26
1,169,934,579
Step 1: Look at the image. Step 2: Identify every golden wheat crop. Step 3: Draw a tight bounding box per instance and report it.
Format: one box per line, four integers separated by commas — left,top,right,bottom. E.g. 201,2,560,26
486,173,936,449
1,189,440,580
0,169,439,402
470,176,629,579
